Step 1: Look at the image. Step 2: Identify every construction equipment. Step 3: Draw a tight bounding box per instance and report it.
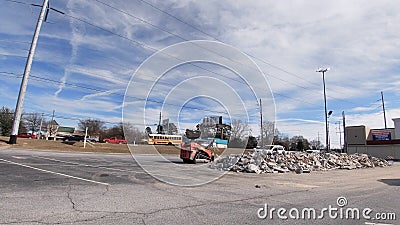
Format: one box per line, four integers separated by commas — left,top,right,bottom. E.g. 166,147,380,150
180,141,214,164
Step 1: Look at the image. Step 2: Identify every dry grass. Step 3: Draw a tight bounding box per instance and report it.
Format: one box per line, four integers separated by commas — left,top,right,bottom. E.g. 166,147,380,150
0,136,129,153
0,136,249,156
0,136,182,155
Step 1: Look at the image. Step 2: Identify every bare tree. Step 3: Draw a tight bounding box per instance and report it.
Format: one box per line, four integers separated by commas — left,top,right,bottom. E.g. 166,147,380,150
310,139,323,150
24,113,41,133
261,121,276,146
230,119,249,140
78,119,105,136
167,123,178,135
198,123,215,138
123,123,148,144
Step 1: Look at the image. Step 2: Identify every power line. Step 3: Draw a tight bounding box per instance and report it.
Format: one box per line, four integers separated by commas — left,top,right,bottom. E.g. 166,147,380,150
3,0,30,4
1,44,135,84
91,1,369,108
2,0,378,112
0,44,29,52
4,0,358,109
0,0,369,108
0,71,233,115
0,52,28,59
0,67,376,117
1,69,326,116
6,69,386,129
134,0,323,87
0,39,32,45
88,1,341,99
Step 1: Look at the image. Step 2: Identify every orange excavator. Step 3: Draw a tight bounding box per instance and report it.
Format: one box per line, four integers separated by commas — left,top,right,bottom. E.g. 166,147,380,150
180,141,214,163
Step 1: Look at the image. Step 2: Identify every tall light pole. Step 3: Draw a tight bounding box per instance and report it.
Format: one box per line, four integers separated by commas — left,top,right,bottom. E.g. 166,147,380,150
316,67,330,152
9,0,49,144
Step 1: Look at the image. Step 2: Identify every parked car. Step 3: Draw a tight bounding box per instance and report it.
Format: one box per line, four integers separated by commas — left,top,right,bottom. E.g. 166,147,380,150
103,137,127,144
17,133,37,139
306,149,321,154
64,135,87,142
86,137,99,142
254,145,286,154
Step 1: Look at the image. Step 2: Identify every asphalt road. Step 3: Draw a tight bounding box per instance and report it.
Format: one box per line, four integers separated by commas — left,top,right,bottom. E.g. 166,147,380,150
0,148,399,225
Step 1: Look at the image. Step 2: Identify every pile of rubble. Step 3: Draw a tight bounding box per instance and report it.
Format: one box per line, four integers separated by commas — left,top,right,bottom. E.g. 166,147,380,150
210,151,391,174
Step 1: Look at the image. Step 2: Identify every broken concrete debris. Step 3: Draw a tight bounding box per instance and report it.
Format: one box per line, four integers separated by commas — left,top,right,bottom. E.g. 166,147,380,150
209,152,391,174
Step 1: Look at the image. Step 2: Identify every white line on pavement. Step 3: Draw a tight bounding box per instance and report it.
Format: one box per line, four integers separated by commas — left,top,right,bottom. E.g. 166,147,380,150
32,156,146,174
33,156,197,180
0,158,110,186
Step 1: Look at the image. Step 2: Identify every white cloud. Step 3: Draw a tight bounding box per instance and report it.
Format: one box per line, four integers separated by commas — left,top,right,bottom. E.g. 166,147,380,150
1,0,399,141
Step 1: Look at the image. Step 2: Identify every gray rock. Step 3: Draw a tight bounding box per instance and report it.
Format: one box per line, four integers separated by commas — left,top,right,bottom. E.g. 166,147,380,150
209,151,390,174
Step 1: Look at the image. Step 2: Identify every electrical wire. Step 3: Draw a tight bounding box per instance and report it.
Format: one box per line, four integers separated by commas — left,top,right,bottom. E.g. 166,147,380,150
1,0,393,117
2,0,360,108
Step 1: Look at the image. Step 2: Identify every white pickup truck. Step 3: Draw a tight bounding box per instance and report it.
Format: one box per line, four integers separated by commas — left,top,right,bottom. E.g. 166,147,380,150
254,145,286,154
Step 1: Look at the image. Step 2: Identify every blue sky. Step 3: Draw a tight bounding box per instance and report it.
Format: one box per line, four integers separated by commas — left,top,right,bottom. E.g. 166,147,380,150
1,0,400,148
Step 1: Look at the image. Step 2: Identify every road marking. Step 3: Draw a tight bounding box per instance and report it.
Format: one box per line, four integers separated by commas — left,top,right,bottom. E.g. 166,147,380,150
32,156,198,181
33,157,212,181
32,156,146,174
0,158,110,186
10,155,217,182
12,156,27,159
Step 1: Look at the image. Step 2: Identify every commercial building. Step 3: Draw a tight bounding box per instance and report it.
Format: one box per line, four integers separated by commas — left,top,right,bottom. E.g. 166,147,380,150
346,118,400,159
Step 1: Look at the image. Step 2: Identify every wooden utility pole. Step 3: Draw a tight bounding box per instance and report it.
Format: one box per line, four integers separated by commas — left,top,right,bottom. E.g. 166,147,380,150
381,91,387,129
342,111,347,153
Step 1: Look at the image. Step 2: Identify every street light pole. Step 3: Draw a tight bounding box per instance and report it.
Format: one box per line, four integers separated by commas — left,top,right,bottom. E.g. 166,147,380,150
316,68,330,152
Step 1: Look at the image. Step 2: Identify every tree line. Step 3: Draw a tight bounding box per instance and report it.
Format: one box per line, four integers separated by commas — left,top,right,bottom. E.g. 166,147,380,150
228,119,323,150
0,107,147,141
78,119,147,141
0,106,38,136
0,106,323,150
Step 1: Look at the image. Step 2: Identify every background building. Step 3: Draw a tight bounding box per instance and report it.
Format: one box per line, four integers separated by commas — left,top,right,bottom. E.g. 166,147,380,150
346,118,400,159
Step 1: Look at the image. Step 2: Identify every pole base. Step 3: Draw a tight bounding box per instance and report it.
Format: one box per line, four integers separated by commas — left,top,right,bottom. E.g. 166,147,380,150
9,135,17,144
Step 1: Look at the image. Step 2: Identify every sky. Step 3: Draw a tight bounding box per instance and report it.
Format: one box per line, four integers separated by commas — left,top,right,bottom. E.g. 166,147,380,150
1,0,400,148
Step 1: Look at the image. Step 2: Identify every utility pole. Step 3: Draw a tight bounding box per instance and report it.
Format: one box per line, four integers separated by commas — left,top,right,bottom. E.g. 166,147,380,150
342,111,347,153
9,0,49,144
317,132,320,149
51,110,55,141
38,113,44,139
260,99,263,147
158,111,162,134
51,110,55,123
381,91,387,129
316,68,330,152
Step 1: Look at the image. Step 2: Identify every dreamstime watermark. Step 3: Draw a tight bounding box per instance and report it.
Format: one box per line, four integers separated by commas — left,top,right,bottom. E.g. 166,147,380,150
257,197,396,221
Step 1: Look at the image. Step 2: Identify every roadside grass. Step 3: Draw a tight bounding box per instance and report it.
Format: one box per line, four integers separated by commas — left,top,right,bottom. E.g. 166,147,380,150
0,136,181,154
0,136,249,156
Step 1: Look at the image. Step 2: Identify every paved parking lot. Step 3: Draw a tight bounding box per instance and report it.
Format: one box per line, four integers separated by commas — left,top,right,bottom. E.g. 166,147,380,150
0,148,399,224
